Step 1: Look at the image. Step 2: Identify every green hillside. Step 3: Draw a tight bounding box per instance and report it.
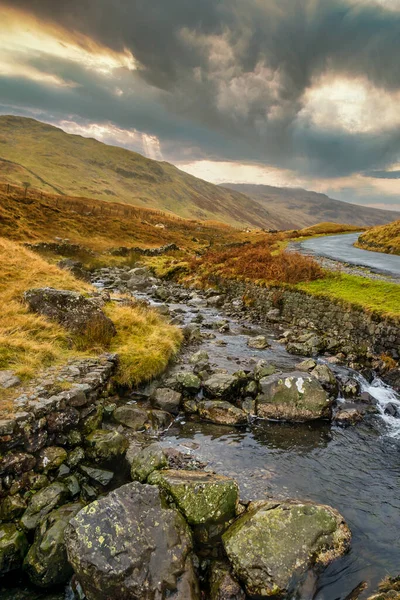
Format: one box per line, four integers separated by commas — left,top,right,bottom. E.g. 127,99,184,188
0,116,276,229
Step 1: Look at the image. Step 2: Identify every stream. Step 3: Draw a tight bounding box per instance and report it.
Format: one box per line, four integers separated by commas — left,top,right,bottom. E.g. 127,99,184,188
4,272,399,600
127,280,400,600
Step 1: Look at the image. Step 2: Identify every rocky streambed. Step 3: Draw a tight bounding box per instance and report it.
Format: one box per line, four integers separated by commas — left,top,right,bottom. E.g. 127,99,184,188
2,265,400,600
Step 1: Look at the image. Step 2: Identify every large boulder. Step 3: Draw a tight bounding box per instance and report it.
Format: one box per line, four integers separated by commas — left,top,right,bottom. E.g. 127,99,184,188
198,401,247,426
84,429,128,462
24,288,116,340
65,482,200,600
24,503,83,588
0,523,28,576
222,500,351,598
256,371,332,421
148,470,238,527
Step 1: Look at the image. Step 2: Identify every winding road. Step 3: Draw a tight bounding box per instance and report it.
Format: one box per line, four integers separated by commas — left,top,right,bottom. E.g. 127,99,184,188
299,232,400,278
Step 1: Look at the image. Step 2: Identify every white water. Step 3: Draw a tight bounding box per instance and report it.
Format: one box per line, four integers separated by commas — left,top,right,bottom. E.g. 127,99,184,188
357,374,400,438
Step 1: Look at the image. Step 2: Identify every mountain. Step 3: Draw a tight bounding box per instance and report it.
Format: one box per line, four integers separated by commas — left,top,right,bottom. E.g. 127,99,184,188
223,183,400,229
0,116,276,229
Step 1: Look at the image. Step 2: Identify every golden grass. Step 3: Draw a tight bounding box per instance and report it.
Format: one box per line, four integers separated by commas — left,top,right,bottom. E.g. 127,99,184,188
0,184,254,254
356,220,400,255
0,238,89,378
0,237,181,385
106,304,182,386
190,241,323,285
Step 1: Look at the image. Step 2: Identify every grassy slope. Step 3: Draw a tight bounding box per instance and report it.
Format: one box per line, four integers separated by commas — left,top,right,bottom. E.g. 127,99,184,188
0,115,276,229
356,220,400,255
0,185,251,253
0,237,181,385
224,183,400,229
297,274,400,317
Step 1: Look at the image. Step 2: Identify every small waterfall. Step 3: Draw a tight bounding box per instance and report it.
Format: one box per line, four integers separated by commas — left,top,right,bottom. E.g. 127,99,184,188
356,374,400,438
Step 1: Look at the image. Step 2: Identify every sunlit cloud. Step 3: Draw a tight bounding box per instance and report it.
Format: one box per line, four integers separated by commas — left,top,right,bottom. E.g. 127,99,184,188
0,5,136,88
58,120,164,161
299,76,400,134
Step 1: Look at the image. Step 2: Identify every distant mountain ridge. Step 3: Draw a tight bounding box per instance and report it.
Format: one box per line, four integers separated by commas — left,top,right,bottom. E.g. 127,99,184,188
222,183,400,229
0,116,275,229
0,115,398,230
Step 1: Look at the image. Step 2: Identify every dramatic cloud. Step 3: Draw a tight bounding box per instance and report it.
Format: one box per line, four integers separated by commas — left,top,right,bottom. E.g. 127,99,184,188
0,0,399,207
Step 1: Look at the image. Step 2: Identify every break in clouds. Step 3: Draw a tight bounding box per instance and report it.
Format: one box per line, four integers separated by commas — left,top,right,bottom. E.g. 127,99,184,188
1,0,400,197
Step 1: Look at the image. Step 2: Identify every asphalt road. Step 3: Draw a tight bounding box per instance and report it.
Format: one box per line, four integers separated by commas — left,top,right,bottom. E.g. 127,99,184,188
300,233,400,278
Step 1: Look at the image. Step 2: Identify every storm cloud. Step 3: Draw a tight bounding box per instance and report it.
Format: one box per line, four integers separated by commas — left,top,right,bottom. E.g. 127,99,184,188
1,0,400,181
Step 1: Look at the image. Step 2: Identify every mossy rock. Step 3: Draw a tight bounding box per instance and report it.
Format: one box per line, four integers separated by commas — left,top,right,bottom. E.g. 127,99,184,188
209,561,245,600
24,502,83,588
368,575,400,599
257,371,332,422
84,429,128,462
222,500,351,598
130,443,168,483
148,469,238,526
0,523,28,575
0,494,27,521
37,447,67,473
20,482,70,531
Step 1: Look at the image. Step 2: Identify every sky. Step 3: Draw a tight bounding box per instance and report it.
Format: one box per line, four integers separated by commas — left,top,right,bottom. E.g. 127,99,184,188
0,0,399,210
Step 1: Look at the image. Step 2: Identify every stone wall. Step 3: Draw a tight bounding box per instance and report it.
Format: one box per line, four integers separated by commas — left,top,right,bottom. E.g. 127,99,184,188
215,278,400,360
0,354,118,505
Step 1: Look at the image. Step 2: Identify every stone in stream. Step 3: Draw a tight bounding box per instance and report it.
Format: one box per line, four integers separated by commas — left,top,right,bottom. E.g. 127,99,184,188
23,288,116,339
79,465,114,487
253,360,277,380
84,429,128,462
65,482,200,600
175,371,202,394
247,335,269,350
286,332,324,357
334,409,363,426
382,368,400,393
311,364,339,397
113,405,148,430
203,374,240,399
24,503,83,588
338,376,361,397
152,387,182,413
0,523,28,576
209,561,245,600
148,470,238,527
130,443,168,482
296,358,317,372
20,482,70,531
222,500,351,599
256,371,332,421
366,575,400,599
198,401,247,426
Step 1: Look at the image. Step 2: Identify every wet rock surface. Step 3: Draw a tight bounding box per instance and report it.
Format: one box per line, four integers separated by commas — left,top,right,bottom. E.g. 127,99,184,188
222,500,351,598
65,482,200,600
